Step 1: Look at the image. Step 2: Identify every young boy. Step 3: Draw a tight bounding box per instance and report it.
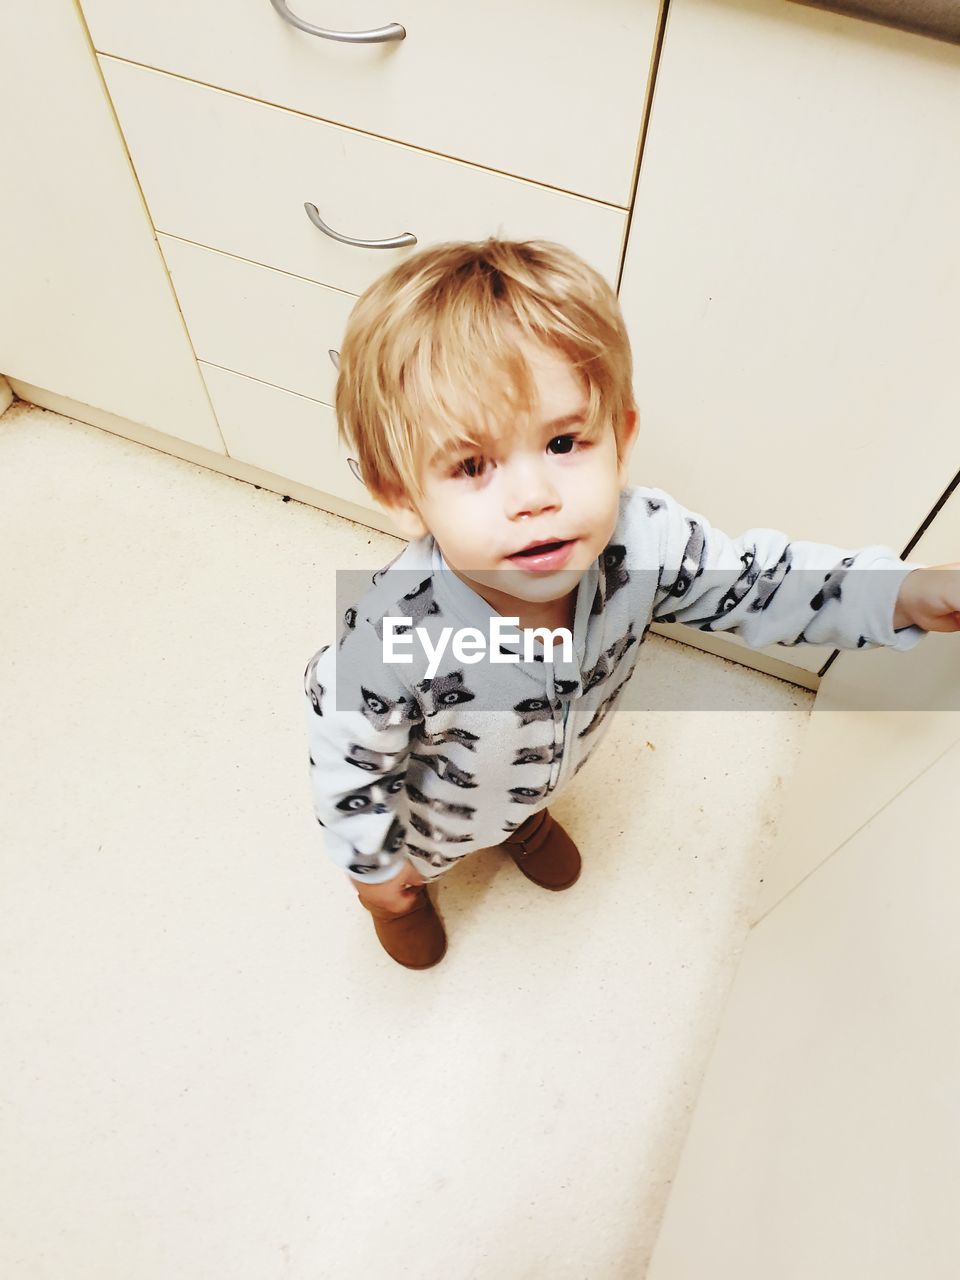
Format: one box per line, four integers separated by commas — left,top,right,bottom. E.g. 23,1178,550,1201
303,237,959,970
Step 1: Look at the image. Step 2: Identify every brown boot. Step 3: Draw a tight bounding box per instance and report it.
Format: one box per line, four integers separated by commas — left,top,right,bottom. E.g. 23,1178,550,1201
358,885,447,969
500,808,581,891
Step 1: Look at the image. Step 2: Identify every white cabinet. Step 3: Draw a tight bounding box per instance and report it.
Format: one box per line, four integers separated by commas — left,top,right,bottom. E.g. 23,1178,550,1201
78,0,660,205
0,1,223,451
159,237,353,407
199,364,370,507
619,0,960,676
99,58,629,300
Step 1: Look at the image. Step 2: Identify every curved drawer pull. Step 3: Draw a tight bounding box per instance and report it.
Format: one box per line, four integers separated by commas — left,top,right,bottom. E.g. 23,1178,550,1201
269,0,405,43
328,349,340,370
304,202,417,249
347,458,364,483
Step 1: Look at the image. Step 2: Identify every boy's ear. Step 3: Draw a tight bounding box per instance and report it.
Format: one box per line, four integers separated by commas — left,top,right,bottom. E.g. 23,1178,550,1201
617,407,639,485
379,493,429,541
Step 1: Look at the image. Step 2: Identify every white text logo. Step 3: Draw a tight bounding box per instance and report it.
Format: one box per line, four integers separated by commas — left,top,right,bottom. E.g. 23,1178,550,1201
382,616,573,678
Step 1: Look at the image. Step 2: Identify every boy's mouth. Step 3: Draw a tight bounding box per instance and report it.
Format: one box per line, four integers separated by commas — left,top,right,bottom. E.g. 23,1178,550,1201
507,538,577,571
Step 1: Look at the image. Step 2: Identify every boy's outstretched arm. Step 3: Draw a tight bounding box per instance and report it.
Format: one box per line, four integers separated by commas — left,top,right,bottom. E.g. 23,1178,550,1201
302,619,419,888
640,486,932,652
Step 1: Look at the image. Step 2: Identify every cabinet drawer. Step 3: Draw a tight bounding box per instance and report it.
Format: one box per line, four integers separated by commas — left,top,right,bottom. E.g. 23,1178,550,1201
160,236,351,405
81,0,658,206
102,59,628,297
200,362,373,510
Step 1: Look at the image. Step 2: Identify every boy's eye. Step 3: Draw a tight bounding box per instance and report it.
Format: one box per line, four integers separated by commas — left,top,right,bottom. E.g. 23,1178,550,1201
454,455,488,479
451,433,581,477
547,434,578,455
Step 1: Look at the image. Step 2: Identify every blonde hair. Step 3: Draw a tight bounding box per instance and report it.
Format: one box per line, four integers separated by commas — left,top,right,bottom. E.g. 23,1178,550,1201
334,237,636,505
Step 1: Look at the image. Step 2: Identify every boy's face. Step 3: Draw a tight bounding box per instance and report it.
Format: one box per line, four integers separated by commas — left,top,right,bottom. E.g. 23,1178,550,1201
386,332,638,614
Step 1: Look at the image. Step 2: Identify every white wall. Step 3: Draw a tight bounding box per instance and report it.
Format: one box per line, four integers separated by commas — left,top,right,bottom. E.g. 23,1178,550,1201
647,736,960,1279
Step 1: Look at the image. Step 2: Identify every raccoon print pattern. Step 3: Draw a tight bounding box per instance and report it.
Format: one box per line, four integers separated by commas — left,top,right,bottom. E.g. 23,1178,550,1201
514,695,555,727
412,723,480,751
670,540,793,633
663,543,759,630
746,546,792,613
360,685,424,730
411,752,478,789
405,844,468,870
417,669,477,717
810,557,856,611
591,543,630,615
654,518,709,620
583,629,634,701
581,654,610,695
577,677,630,739
346,815,408,877
512,743,563,766
406,782,476,820
408,811,474,843
708,545,763,624
554,678,580,697
335,771,405,816
345,743,407,773
509,784,551,805
303,646,329,715
369,547,407,588
601,544,630,604
402,575,442,621
604,623,638,671
337,608,358,649
372,575,441,641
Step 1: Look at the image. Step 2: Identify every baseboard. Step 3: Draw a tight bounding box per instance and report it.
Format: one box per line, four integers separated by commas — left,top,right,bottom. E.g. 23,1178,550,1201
649,623,820,692
6,378,404,540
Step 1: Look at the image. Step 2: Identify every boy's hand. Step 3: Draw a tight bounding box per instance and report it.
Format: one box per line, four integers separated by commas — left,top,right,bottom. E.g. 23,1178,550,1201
893,564,960,632
352,859,425,914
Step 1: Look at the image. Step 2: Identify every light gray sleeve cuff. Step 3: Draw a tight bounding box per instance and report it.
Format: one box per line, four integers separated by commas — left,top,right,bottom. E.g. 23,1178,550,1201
344,859,408,886
856,555,928,651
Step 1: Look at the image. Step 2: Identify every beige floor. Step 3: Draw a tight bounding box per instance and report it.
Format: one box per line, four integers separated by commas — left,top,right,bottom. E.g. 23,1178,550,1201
0,400,815,1280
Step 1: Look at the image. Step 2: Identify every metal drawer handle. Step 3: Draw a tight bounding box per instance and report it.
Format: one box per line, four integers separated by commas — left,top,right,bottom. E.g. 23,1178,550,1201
269,0,405,43
329,353,363,484
304,202,417,250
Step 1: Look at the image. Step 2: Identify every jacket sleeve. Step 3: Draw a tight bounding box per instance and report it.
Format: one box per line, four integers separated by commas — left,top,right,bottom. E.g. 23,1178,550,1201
302,619,420,884
642,486,928,652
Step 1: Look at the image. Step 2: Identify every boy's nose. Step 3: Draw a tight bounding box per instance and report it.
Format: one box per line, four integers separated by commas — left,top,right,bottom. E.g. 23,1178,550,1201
503,458,561,521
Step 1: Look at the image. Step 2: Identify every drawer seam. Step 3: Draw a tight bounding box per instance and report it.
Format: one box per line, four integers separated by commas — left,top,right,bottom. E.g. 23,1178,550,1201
97,52,633,211
158,232,361,299
199,360,333,410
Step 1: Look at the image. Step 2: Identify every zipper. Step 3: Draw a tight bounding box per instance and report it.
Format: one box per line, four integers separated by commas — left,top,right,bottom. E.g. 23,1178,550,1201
545,558,601,796
546,698,568,794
